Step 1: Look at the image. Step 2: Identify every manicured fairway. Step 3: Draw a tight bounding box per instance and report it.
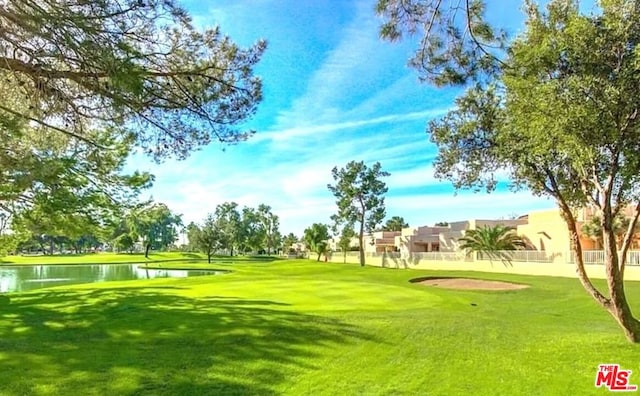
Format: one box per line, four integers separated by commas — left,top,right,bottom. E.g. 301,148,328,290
0,258,638,395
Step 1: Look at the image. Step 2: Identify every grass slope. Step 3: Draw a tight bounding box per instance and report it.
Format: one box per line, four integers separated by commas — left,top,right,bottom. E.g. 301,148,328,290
0,259,638,395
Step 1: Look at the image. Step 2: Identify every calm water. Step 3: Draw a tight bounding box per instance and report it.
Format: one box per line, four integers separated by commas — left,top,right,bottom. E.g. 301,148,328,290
0,264,226,293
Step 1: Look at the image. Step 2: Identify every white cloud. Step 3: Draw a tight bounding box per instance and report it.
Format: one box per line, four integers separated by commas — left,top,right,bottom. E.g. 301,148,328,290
252,109,447,144
387,165,439,189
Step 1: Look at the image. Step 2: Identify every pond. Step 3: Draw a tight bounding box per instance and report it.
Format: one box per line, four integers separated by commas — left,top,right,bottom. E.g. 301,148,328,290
0,264,226,293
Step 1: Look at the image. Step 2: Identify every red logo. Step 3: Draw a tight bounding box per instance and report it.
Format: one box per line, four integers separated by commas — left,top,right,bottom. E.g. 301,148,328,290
596,364,638,392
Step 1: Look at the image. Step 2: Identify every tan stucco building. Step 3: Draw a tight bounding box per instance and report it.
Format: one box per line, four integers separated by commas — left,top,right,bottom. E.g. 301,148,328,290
327,206,639,256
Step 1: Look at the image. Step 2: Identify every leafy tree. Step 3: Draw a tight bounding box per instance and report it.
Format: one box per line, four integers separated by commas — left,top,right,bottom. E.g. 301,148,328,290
239,207,263,254
377,0,506,86
214,202,242,256
108,215,137,253
0,0,265,160
458,225,525,264
271,229,283,255
118,234,137,253
257,204,280,255
328,161,390,266
11,206,100,255
303,223,330,262
185,222,202,252
2,126,152,235
194,215,222,264
0,213,28,256
382,216,408,232
337,225,356,263
0,233,24,257
380,0,640,341
282,233,299,254
127,203,183,258
434,221,449,227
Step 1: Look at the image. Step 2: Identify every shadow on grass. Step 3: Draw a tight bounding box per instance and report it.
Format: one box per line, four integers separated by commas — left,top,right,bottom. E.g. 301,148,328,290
244,256,281,262
178,253,204,259
0,286,374,395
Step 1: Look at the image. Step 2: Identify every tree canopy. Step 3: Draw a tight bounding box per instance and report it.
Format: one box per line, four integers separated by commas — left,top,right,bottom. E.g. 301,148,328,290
337,225,356,263
282,232,299,254
183,203,282,257
0,0,265,160
382,216,408,232
1,125,152,238
214,202,242,256
328,161,389,266
193,214,223,263
257,204,280,255
0,0,265,237
378,0,640,342
122,202,183,257
376,0,506,85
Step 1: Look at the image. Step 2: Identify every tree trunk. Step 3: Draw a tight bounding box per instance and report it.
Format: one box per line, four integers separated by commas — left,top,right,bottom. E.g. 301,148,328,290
208,252,211,263
144,243,151,258
602,215,640,343
560,204,609,305
230,246,234,257
343,251,347,264
562,200,640,343
606,266,640,342
316,252,321,261
358,214,365,267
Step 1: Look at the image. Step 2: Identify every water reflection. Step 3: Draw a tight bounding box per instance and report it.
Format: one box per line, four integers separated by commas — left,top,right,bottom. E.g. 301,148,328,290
0,264,225,293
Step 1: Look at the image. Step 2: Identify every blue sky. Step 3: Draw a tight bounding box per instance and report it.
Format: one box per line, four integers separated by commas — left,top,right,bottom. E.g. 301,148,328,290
126,0,559,236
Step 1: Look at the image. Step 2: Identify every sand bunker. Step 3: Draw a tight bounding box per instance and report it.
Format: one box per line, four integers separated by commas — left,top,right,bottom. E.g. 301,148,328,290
411,277,529,291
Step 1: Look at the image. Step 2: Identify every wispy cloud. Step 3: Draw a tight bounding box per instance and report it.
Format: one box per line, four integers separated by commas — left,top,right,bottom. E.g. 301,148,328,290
387,165,439,190
253,109,449,144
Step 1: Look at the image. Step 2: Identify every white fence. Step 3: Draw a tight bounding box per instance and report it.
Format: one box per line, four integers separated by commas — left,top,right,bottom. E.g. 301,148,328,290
407,252,471,262
476,250,556,263
326,250,640,265
567,250,640,265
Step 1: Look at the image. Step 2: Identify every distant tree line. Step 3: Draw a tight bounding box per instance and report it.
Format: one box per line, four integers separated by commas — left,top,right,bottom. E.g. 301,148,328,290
186,202,284,263
2,200,183,258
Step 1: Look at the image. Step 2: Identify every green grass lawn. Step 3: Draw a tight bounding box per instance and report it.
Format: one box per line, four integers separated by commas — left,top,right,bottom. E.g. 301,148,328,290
1,259,638,395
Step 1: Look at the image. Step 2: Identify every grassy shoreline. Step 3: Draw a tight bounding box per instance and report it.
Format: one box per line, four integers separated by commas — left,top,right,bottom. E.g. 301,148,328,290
0,252,279,266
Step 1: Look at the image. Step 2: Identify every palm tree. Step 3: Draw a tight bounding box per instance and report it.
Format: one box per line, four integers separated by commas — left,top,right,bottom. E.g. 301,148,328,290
459,225,525,266
303,223,330,261
581,214,633,249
